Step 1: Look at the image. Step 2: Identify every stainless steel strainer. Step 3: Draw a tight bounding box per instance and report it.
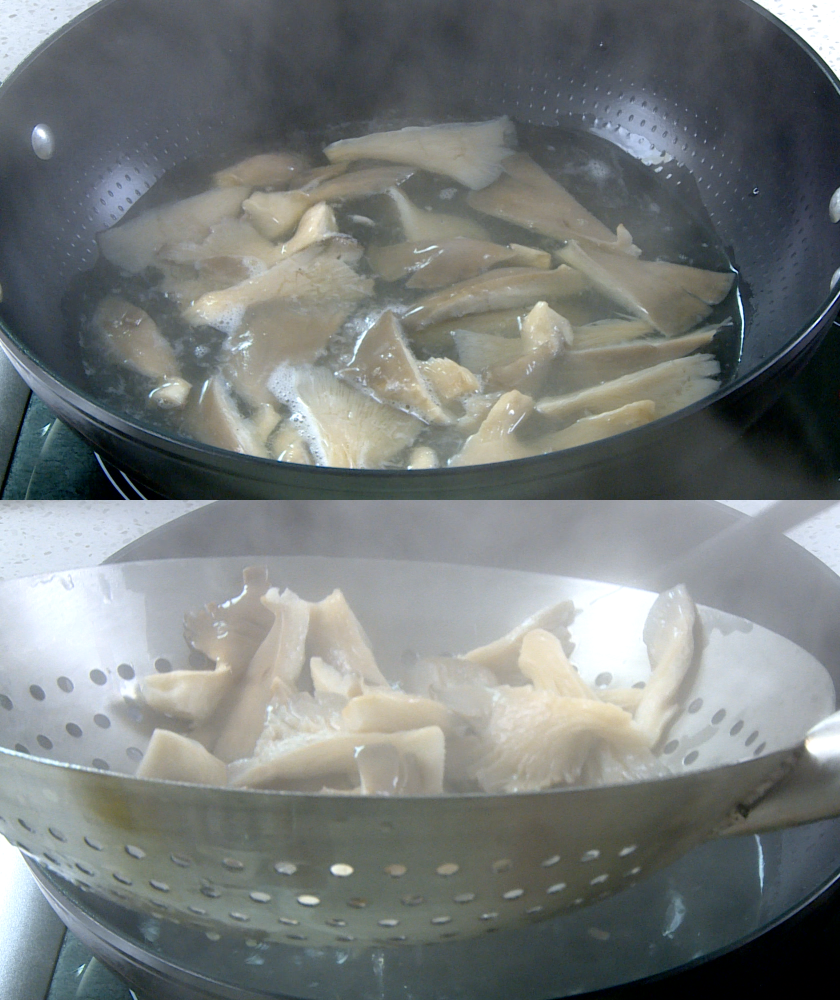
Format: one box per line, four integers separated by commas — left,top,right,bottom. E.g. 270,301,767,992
1,555,840,950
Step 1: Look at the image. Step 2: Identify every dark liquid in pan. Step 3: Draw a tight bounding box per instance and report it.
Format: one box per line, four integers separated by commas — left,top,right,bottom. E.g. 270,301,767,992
65,120,743,463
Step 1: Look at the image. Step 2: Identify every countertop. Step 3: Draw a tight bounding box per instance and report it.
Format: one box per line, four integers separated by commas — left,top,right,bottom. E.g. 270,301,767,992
2,0,839,81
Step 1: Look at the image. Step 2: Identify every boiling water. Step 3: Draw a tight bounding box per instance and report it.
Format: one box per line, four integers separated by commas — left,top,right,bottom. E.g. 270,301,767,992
66,120,743,466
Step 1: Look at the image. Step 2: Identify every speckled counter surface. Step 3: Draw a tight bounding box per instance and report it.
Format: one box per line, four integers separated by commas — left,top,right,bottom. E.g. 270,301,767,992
2,0,839,81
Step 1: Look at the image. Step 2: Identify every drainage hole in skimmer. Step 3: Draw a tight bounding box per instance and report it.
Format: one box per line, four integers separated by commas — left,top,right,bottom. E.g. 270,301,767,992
57,677,74,693
402,894,425,907
436,863,459,876
541,855,561,867
296,895,321,907
37,735,54,750
84,837,104,851
662,740,679,755
91,758,110,770
502,888,524,900
65,724,83,739
683,750,700,765
431,915,452,925
385,863,407,877
454,892,475,904
378,918,399,927
618,845,637,857
479,912,498,921
580,850,600,862
325,918,347,928
491,859,512,874
250,892,272,903
125,844,146,860
274,862,297,876
154,658,173,673
330,863,354,877
222,858,245,871
547,882,567,895
687,698,703,714
93,714,111,729
230,911,250,923
48,827,67,842
117,663,135,680
170,854,192,867
149,880,170,892
29,685,46,701
89,669,107,686
0,695,13,709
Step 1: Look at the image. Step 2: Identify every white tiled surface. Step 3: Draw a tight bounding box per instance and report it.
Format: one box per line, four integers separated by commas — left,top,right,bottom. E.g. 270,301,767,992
1,0,839,81
0,500,838,582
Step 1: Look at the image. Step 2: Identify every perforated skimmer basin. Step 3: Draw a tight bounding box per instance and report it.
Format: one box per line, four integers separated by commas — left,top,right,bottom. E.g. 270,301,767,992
0,556,836,950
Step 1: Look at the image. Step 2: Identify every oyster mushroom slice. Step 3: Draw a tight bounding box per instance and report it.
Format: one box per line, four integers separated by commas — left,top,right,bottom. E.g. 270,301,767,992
303,165,416,203
417,357,481,405
183,565,275,673
521,301,574,351
485,302,572,395
307,588,388,686
183,243,373,334
536,354,721,422
262,202,339,264
473,688,651,793
98,186,250,273
558,240,735,336
269,365,423,469
242,190,312,240
411,306,529,355
213,587,311,763
464,598,575,679
517,629,596,699
310,656,364,699
323,117,517,190
635,584,697,746
186,377,271,458
467,153,640,254
213,151,308,188
230,726,446,793
453,331,523,374
138,662,236,723
270,419,315,465
92,297,191,409
336,310,452,425
447,389,535,466
368,237,528,288
402,265,588,332
532,399,657,453
222,301,351,407
562,325,721,389
136,729,228,785
158,216,277,267
407,445,440,469
342,690,453,733
571,317,657,350
386,186,491,243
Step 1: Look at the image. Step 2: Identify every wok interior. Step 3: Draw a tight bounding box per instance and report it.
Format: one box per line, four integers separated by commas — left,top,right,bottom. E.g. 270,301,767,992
0,556,833,777
1,0,839,414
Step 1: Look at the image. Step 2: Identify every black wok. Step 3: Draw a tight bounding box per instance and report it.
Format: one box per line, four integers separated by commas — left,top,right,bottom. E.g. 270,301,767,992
0,0,839,498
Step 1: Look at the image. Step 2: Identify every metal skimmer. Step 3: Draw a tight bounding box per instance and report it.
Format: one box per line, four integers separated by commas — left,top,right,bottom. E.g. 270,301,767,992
1,556,839,949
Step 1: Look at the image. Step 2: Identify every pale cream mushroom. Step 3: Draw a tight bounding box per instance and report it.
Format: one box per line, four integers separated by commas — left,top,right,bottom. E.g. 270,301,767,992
536,354,720,422
242,190,312,240
336,310,452,424
221,300,352,407
468,153,640,255
562,325,721,389
447,389,535,466
342,689,453,733
532,400,656,452
158,216,277,267
571,317,657,350
406,445,440,469
183,565,274,673
266,202,338,260
269,365,423,469
473,688,651,792
485,300,572,394
558,240,735,336
635,585,697,746
385,186,490,243
323,117,516,190
417,357,481,405
269,419,315,465
410,306,529,355
186,377,271,458
310,656,364,699
92,297,191,409
213,151,307,188
452,330,523,373
136,729,228,786
402,265,587,331
599,687,645,713
303,164,416,203
138,662,235,723
464,599,575,678
517,629,596,699
183,242,373,333
98,186,250,273
213,587,311,763
368,238,520,287
307,588,389,686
